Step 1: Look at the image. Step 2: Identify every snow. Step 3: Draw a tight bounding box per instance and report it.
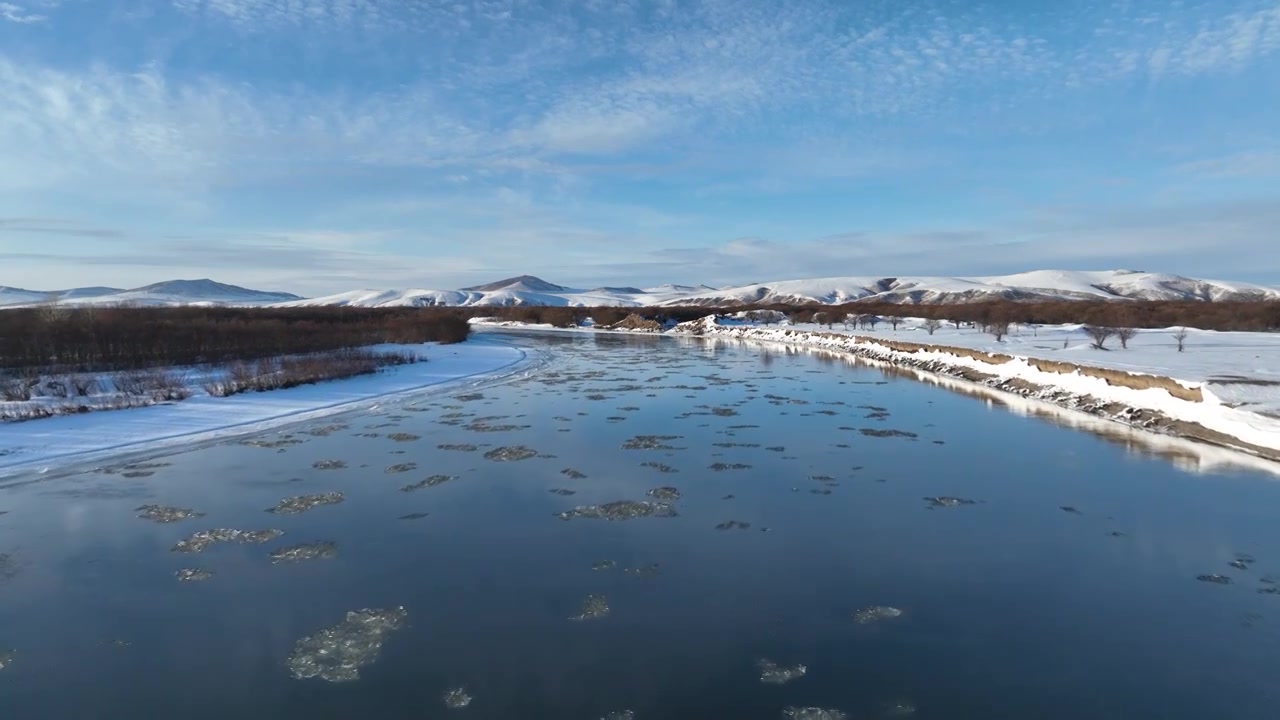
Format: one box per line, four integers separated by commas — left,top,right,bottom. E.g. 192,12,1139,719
0,339,529,479
11,270,1280,309
677,317,1280,457
664,271,1280,306
0,279,299,308
276,270,1280,309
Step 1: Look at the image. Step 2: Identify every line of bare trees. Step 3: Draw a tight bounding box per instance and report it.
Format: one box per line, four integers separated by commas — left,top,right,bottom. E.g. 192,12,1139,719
457,299,1279,335
204,349,418,397
0,306,469,372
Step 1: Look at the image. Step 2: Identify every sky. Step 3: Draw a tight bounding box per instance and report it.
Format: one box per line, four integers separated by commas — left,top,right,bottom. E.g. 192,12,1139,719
1,0,1278,295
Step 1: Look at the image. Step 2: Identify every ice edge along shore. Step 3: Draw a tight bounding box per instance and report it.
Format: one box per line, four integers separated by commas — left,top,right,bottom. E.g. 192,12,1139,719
664,318,1280,463
0,338,534,480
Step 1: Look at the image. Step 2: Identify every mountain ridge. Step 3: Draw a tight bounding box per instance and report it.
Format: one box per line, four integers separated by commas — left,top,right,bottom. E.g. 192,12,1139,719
0,279,300,308
3,271,1278,309
274,270,1280,309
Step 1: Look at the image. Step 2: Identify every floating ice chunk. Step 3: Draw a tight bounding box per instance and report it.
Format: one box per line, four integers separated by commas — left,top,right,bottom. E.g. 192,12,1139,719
443,687,473,709
557,500,677,521
135,505,205,523
922,496,977,508
287,607,408,682
172,528,284,553
758,658,807,684
646,486,680,501
268,492,344,515
270,541,338,564
401,476,457,492
569,594,610,621
483,446,538,462
781,707,846,720
852,606,903,624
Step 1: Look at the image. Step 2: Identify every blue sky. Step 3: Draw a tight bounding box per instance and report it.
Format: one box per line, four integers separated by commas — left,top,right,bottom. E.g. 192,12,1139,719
1,0,1277,295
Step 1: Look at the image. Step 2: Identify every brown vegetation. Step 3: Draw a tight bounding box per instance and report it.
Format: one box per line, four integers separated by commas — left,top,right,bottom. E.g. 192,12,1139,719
204,349,417,397
460,299,1280,333
0,306,469,372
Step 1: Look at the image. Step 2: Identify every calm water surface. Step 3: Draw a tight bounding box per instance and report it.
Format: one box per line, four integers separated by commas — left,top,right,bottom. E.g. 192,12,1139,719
2,331,1280,719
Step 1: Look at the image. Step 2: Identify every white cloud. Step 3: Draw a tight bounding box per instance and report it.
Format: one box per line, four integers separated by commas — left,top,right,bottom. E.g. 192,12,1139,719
4,1,1280,291
0,1,45,23
1177,150,1280,177
1173,3,1280,74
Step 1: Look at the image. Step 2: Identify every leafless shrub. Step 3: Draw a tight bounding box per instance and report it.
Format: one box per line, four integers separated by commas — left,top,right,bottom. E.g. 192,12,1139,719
988,321,1010,342
151,371,191,401
923,318,942,335
1174,327,1188,352
71,375,98,397
1083,325,1114,350
0,378,35,401
43,379,69,399
112,369,189,399
112,371,148,396
1115,327,1138,349
209,350,417,398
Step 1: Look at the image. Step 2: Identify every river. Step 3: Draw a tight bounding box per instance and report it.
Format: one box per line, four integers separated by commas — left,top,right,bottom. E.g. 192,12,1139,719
1,330,1278,719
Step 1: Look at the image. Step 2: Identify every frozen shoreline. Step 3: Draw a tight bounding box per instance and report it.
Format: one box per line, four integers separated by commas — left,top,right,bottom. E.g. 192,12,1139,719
671,317,1280,461
472,317,1280,463
0,337,530,479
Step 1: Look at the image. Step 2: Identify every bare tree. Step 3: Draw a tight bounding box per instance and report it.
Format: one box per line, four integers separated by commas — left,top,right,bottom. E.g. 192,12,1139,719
1173,327,1188,352
950,317,962,330
1115,327,1138,349
1083,325,1114,350
865,315,881,331
923,318,942,335
888,315,902,331
988,320,1010,342
36,294,71,324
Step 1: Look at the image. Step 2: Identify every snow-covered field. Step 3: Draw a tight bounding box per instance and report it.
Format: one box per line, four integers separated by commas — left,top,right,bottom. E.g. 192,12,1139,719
675,316,1280,459
0,339,528,478
782,319,1280,415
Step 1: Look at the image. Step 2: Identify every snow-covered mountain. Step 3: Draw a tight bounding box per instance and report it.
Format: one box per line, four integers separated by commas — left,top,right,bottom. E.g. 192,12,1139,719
461,275,570,293
5,270,1278,310
0,279,301,308
276,270,1280,309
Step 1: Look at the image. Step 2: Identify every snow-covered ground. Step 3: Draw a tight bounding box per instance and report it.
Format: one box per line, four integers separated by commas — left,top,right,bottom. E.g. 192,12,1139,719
0,339,528,479
677,317,1280,459
472,314,1280,459
782,319,1280,416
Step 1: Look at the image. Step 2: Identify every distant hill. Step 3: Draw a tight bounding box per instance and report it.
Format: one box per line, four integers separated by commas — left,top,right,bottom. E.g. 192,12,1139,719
7,270,1279,310
461,275,571,293
0,279,301,308
281,270,1280,309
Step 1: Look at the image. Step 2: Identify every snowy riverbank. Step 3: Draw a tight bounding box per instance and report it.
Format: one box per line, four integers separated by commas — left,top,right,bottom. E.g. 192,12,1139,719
471,315,1280,461
0,338,529,478
672,317,1280,461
